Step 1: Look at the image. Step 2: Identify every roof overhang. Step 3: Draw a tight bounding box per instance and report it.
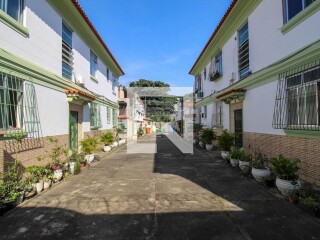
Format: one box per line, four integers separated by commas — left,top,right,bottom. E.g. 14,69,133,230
48,0,124,77
66,89,96,105
216,88,246,104
189,0,261,76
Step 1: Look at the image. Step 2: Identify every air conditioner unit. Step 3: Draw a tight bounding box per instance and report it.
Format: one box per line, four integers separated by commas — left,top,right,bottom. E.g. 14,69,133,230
197,92,204,98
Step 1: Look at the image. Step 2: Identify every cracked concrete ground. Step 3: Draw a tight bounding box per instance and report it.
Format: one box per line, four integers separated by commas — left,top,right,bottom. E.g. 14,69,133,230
0,133,320,240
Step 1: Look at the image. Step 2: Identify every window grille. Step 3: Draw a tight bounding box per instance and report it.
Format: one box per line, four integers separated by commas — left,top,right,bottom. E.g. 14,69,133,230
90,102,101,129
62,23,73,80
238,22,250,80
0,70,42,139
113,109,118,126
273,60,320,131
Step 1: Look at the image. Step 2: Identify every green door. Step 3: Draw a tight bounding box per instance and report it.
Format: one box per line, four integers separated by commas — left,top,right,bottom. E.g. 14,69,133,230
69,111,78,151
234,109,243,148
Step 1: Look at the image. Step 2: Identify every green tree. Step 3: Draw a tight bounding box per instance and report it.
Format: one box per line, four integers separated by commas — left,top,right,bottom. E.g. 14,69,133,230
129,79,177,121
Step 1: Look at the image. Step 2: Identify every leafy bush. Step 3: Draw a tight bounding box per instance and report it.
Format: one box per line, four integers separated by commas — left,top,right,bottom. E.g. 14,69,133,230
81,137,99,155
251,149,268,169
0,162,23,201
25,166,45,183
73,160,81,175
137,127,144,138
271,155,300,181
100,131,114,146
300,196,320,210
200,128,216,144
230,146,245,159
218,130,234,151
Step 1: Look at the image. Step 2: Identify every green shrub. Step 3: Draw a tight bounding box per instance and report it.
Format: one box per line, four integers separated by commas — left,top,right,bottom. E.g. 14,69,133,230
230,146,244,159
218,130,234,151
81,137,99,155
200,128,216,145
251,149,267,169
271,155,300,181
100,131,114,146
73,160,81,175
300,196,320,210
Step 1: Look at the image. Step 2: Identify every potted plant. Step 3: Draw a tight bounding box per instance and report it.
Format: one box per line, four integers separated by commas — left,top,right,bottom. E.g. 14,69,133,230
43,166,53,190
210,71,221,81
23,178,37,199
299,195,320,218
0,162,24,206
218,130,234,160
114,124,126,145
251,149,270,182
81,137,98,164
200,128,216,151
193,124,203,144
100,131,114,152
229,146,243,167
239,153,251,173
271,155,301,196
25,166,45,193
137,126,144,139
69,152,82,174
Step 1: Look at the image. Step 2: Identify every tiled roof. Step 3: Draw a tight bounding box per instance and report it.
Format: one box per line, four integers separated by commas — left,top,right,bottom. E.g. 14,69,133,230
65,89,96,100
189,0,238,74
71,0,125,75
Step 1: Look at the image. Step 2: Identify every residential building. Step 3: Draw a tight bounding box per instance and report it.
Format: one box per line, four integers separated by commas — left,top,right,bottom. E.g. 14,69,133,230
190,0,320,185
0,0,124,170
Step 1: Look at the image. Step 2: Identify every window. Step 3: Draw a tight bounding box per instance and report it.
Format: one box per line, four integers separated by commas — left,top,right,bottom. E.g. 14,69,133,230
215,101,223,126
112,74,116,91
62,23,73,80
284,0,316,22
106,68,110,81
287,67,319,126
203,105,207,118
238,22,250,80
0,73,23,130
197,75,202,91
273,63,320,131
90,51,98,77
215,51,223,75
203,67,207,80
107,107,111,124
90,103,101,129
112,109,118,126
0,0,24,22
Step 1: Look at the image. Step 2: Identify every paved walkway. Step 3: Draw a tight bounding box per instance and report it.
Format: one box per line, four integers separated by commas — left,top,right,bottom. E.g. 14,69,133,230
0,134,320,240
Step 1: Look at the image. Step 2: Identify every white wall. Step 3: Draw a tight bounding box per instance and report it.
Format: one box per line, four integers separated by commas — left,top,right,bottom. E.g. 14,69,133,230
35,84,69,137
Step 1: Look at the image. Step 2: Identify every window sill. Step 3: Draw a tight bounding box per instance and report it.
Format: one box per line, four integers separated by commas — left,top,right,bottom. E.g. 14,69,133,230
90,126,100,130
0,9,29,37
281,1,320,34
284,129,320,139
213,124,223,129
90,75,99,83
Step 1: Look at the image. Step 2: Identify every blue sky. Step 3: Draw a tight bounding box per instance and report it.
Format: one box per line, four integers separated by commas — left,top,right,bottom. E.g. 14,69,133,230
78,0,231,87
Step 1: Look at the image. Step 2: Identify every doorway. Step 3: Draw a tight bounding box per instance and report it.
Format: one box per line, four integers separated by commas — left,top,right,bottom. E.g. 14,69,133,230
69,111,78,152
234,109,243,147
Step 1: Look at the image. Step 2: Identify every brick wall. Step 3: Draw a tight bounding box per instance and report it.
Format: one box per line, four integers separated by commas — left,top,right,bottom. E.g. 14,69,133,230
243,132,320,186
2,134,69,170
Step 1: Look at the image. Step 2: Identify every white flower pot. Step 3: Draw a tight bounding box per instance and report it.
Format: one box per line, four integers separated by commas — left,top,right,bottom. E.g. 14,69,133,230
230,158,239,167
120,139,126,145
111,142,119,147
103,145,112,152
69,161,75,174
199,142,204,148
44,180,52,190
206,144,213,151
251,167,270,182
239,160,250,173
221,151,230,160
33,182,44,193
276,178,301,197
85,154,95,164
54,169,63,181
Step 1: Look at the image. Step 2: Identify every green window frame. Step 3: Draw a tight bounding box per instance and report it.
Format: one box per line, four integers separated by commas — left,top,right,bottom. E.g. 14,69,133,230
0,70,41,139
90,102,102,130
90,51,98,77
107,107,111,124
112,108,118,127
62,22,73,80
238,22,250,80
0,0,24,23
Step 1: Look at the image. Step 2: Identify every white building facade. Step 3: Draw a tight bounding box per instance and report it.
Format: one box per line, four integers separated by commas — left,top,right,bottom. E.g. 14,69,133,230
191,0,320,185
0,0,124,169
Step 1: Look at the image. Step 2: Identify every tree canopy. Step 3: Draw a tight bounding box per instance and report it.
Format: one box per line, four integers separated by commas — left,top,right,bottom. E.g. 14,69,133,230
129,79,177,121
